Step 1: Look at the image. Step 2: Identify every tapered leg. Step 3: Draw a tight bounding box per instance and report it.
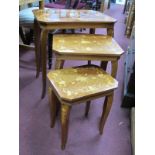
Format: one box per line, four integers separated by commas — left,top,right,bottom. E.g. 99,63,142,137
85,101,91,117
48,87,57,128
41,29,49,99
48,33,53,69
111,61,118,78
55,59,64,69
53,58,64,117
61,104,71,150
34,19,41,78
56,99,61,116
99,94,114,135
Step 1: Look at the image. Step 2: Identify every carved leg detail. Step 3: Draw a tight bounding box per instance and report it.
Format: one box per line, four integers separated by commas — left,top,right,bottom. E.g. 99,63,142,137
48,87,57,128
85,101,91,117
99,94,114,135
61,104,71,150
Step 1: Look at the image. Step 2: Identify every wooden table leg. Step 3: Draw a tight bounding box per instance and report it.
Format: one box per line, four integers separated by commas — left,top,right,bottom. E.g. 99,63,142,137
107,27,114,37
55,59,64,69
99,93,113,134
48,87,57,128
34,19,41,78
48,33,53,69
90,28,95,34
88,61,91,65
61,104,71,150
100,25,114,70
100,61,108,71
41,29,48,99
88,28,96,65
111,60,118,78
99,60,117,134
85,101,91,117
56,97,61,116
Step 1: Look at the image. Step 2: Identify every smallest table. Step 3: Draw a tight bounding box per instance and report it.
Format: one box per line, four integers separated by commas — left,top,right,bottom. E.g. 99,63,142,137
47,65,118,150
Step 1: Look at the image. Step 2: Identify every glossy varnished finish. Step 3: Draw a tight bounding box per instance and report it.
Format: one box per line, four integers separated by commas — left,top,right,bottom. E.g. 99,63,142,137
47,65,118,149
47,66,118,102
53,34,124,79
33,9,116,24
53,34,124,56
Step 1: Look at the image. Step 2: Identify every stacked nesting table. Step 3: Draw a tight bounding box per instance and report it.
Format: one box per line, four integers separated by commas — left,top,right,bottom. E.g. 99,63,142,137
33,8,117,98
33,8,124,150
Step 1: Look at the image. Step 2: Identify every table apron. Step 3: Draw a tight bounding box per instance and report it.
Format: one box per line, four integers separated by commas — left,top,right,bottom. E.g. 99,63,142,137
56,54,119,61
39,22,114,30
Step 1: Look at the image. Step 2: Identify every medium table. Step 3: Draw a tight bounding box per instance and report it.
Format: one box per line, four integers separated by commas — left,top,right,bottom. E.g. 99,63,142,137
33,8,117,98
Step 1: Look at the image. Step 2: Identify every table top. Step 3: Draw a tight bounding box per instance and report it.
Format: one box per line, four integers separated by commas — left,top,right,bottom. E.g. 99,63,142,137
33,8,117,24
53,34,124,57
47,66,118,102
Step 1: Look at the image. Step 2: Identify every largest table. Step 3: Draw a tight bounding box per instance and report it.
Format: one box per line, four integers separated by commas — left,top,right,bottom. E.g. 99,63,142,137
33,8,117,98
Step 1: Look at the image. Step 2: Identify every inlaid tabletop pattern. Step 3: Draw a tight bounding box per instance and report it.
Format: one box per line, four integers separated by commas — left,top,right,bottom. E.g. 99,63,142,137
33,9,117,23
53,34,124,56
47,66,118,101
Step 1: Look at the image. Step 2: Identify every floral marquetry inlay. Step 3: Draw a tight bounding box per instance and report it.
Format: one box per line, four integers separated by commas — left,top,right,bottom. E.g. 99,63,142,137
47,66,118,102
53,34,124,56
